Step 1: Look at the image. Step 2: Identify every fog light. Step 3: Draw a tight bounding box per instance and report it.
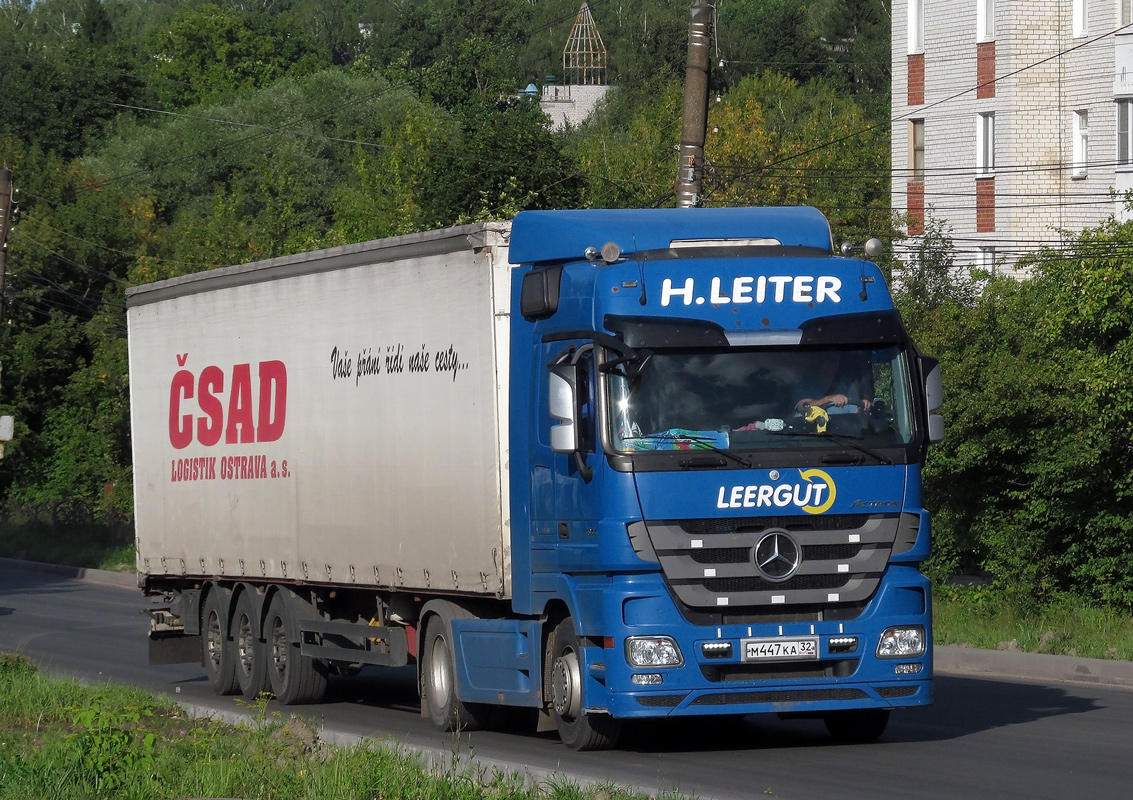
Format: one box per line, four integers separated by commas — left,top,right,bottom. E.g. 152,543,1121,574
625,636,684,667
632,673,664,685
876,626,926,658
701,641,733,658
894,662,923,675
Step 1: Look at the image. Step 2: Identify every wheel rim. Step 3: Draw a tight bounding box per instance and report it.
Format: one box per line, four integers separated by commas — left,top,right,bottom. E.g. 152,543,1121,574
205,610,224,671
270,614,288,680
429,633,452,708
552,647,582,719
235,613,254,678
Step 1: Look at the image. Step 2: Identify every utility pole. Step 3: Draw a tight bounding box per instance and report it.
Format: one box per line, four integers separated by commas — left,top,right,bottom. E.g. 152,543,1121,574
674,0,713,208
0,165,11,326
0,166,13,457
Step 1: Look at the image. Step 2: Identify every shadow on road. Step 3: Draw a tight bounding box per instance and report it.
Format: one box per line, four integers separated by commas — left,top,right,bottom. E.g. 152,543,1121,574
272,666,1101,754
609,674,1100,752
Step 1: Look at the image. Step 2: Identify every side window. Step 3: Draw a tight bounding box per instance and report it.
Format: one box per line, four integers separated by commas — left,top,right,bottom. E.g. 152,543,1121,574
977,0,995,41
576,349,596,454
1072,110,1089,178
1073,0,1087,37
977,112,995,175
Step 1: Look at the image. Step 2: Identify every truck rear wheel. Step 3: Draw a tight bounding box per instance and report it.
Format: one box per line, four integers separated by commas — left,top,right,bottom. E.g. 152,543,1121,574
202,590,238,696
233,592,269,700
420,606,491,731
823,708,890,742
265,593,327,704
549,619,621,751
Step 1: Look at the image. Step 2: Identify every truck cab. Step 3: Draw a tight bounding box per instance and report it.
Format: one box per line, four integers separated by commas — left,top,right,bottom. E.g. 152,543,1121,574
503,207,942,748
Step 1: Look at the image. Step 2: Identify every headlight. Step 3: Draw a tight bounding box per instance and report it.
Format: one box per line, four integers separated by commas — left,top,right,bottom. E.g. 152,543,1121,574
876,626,926,658
625,636,684,667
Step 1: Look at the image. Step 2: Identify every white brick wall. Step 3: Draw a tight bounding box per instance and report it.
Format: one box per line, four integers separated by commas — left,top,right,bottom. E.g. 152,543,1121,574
892,0,1125,272
539,84,611,130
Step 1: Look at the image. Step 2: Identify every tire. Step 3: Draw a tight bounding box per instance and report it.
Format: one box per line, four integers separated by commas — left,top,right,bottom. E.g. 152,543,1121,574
823,708,891,742
420,606,492,732
265,593,327,705
232,592,269,700
548,618,621,751
201,590,238,696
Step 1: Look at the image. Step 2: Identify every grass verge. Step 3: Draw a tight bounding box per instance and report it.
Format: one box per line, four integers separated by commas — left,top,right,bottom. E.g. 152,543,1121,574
0,653,658,800
933,587,1133,660
0,522,133,573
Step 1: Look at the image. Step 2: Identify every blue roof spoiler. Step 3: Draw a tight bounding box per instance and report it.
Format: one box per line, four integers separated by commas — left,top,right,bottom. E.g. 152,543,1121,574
509,207,834,265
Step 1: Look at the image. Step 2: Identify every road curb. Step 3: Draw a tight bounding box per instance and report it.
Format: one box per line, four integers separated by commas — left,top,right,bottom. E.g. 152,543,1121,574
934,644,1133,690
0,556,137,588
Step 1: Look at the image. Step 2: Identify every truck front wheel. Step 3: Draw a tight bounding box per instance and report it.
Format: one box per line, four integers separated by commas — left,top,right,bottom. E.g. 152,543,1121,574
823,708,890,742
420,610,490,732
202,590,238,696
233,592,269,700
549,619,621,751
265,593,327,704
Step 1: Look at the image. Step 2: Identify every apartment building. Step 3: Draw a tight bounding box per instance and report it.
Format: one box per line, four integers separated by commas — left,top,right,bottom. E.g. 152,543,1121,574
892,0,1133,271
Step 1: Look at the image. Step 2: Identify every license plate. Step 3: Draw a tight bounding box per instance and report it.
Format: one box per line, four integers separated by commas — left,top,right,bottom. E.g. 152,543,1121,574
742,637,819,662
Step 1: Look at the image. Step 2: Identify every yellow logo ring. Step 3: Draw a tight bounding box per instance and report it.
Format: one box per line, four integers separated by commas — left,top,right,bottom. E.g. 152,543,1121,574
799,468,836,514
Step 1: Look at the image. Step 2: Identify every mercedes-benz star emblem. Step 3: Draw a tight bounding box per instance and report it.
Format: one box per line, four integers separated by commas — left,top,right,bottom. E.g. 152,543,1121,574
753,531,802,582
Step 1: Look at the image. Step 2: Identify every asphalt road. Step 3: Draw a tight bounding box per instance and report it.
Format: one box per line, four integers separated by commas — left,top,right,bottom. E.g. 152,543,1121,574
2,562,1132,799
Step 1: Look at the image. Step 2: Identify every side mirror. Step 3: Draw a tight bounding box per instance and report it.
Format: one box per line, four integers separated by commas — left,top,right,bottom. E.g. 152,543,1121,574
921,356,944,443
548,363,579,453
521,265,563,320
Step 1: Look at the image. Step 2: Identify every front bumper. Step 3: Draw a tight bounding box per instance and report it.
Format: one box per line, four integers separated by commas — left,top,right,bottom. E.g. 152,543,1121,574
586,566,932,719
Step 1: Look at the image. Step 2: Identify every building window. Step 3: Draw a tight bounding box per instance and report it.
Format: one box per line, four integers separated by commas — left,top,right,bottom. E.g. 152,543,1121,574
977,246,997,273
977,112,995,175
1073,110,1089,177
1119,100,1133,164
1123,0,1132,28
908,0,924,53
910,120,926,179
977,0,995,40
1073,0,1087,36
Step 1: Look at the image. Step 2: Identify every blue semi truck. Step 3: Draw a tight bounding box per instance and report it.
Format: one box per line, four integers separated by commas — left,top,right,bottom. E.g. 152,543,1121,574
131,206,942,750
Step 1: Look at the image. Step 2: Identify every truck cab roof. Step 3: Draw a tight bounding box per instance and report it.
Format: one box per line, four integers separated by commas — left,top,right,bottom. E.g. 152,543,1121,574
509,207,834,266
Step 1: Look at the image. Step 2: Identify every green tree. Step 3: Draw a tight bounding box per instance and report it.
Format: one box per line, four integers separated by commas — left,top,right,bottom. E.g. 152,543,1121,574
144,3,324,109
898,215,1133,610
716,0,828,88
0,0,146,159
419,94,582,224
0,139,150,525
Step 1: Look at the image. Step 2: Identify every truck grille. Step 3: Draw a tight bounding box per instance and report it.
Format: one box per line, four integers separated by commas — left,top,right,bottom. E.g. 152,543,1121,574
643,513,911,610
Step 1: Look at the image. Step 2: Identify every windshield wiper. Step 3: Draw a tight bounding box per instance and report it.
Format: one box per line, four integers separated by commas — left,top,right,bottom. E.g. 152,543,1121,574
629,433,753,469
767,429,894,466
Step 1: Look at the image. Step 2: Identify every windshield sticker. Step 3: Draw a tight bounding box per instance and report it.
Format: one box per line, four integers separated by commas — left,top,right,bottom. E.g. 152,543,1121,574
716,468,837,515
660,276,842,307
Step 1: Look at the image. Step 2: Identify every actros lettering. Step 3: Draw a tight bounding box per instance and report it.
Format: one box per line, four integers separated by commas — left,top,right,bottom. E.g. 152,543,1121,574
660,275,842,307
168,358,287,449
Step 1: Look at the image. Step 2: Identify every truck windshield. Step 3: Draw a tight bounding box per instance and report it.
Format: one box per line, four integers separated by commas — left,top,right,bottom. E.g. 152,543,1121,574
607,345,916,454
